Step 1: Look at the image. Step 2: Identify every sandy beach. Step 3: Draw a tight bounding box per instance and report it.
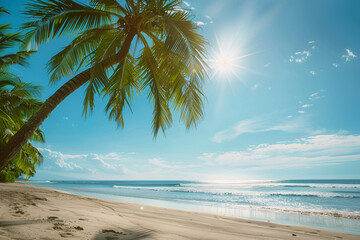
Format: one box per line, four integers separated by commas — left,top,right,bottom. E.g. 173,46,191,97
0,183,358,240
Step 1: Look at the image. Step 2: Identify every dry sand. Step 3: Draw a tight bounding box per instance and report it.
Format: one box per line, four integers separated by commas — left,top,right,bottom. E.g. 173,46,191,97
0,183,358,240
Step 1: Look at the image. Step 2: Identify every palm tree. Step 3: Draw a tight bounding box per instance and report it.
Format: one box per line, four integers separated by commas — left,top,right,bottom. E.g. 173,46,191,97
0,79,45,182
0,0,208,170
0,6,44,181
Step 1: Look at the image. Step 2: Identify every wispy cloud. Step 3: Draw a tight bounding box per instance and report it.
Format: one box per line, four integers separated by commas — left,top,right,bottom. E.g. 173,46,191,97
212,91,324,143
38,148,133,173
309,70,316,75
342,48,357,62
308,41,316,49
205,15,214,24
149,158,199,169
63,116,69,120
183,1,190,7
332,63,339,68
170,6,189,14
289,51,311,63
194,21,206,26
309,90,325,101
211,114,308,143
252,83,259,90
302,104,312,108
201,134,360,169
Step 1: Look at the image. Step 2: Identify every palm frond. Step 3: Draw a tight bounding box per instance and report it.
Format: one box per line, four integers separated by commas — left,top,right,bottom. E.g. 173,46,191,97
90,0,127,16
47,25,117,83
154,11,208,77
22,0,118,48
103,53,139,127
0,32,23,53
0,6,9,15
83,63,108,117
138,33,172,136
0,51,36,70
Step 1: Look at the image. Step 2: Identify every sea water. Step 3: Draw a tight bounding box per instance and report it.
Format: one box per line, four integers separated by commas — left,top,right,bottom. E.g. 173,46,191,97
26,179,360,234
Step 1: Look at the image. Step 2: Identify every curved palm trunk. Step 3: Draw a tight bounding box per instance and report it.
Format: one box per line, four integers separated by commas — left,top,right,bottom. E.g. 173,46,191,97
0,32,135,171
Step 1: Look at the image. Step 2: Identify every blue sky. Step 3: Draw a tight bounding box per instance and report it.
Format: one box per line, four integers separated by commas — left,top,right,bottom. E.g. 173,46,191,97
2,0,360,180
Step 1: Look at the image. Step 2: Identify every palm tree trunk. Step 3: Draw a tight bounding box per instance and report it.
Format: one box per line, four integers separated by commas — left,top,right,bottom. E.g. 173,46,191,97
0,31,136,171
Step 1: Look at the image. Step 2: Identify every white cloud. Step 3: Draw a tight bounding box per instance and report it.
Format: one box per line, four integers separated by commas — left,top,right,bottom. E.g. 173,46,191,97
183,1,190,7
332,63,339,68
342,49,357,62
289,51,311,63
211,115,308,143
148,158,197,169
38,148,132,173
149,158,175,168
309,70,316,75
298,110,305,114
302,104,312,108
63,117,69,120
309,90,325,101
201,134,360,169
194,21,206,26
170,6,189,14
308,41,316,49
205,15,212,20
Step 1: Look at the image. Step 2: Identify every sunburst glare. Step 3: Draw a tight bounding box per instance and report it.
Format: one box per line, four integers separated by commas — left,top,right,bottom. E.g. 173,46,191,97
208,35,255,83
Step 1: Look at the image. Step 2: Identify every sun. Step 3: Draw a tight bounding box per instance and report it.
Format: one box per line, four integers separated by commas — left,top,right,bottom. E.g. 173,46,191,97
208,36,255,82
212,53,239,78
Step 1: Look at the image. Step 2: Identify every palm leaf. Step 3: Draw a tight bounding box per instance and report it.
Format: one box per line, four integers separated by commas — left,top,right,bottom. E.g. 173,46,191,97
47,25,118,83
138,33,172,136
103,53,139,126
22,0,118,48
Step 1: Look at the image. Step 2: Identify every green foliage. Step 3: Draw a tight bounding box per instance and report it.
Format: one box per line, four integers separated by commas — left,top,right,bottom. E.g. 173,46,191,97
22,0,209,137
0,6,44,182
0,164,24,182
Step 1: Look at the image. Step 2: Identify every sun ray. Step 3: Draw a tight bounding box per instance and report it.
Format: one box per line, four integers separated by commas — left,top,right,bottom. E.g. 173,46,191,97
208,35,256,83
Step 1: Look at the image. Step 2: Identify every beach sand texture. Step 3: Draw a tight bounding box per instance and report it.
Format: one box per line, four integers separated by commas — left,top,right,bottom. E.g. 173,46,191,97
0,183,359,240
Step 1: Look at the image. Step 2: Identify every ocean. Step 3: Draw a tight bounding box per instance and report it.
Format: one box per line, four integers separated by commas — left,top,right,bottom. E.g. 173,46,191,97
26,179,360,234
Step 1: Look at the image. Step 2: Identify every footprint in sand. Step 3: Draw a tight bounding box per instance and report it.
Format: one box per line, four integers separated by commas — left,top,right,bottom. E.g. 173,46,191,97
53,222,65,230
102,230,123,234
59,232,73,238
74,226,84,231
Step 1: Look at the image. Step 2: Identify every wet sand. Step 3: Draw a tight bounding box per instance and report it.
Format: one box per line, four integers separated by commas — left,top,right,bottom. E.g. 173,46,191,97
0,183,358,239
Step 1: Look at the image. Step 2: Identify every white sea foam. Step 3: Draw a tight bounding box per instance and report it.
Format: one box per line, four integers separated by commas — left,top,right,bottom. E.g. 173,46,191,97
28,180,53,183
179,182,360,189
113,185,360,198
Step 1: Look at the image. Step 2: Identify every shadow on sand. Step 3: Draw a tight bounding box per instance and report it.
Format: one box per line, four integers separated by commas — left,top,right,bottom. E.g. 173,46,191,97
0,219,43,227
92,228,152,240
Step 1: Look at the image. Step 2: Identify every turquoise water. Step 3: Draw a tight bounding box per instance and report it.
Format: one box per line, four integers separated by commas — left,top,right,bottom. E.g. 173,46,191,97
27,179,360,234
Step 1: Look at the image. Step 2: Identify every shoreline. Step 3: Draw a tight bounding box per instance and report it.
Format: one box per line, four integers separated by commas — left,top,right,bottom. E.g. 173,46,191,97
25,181,360,234
1,183,359,240
25,180,360,221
